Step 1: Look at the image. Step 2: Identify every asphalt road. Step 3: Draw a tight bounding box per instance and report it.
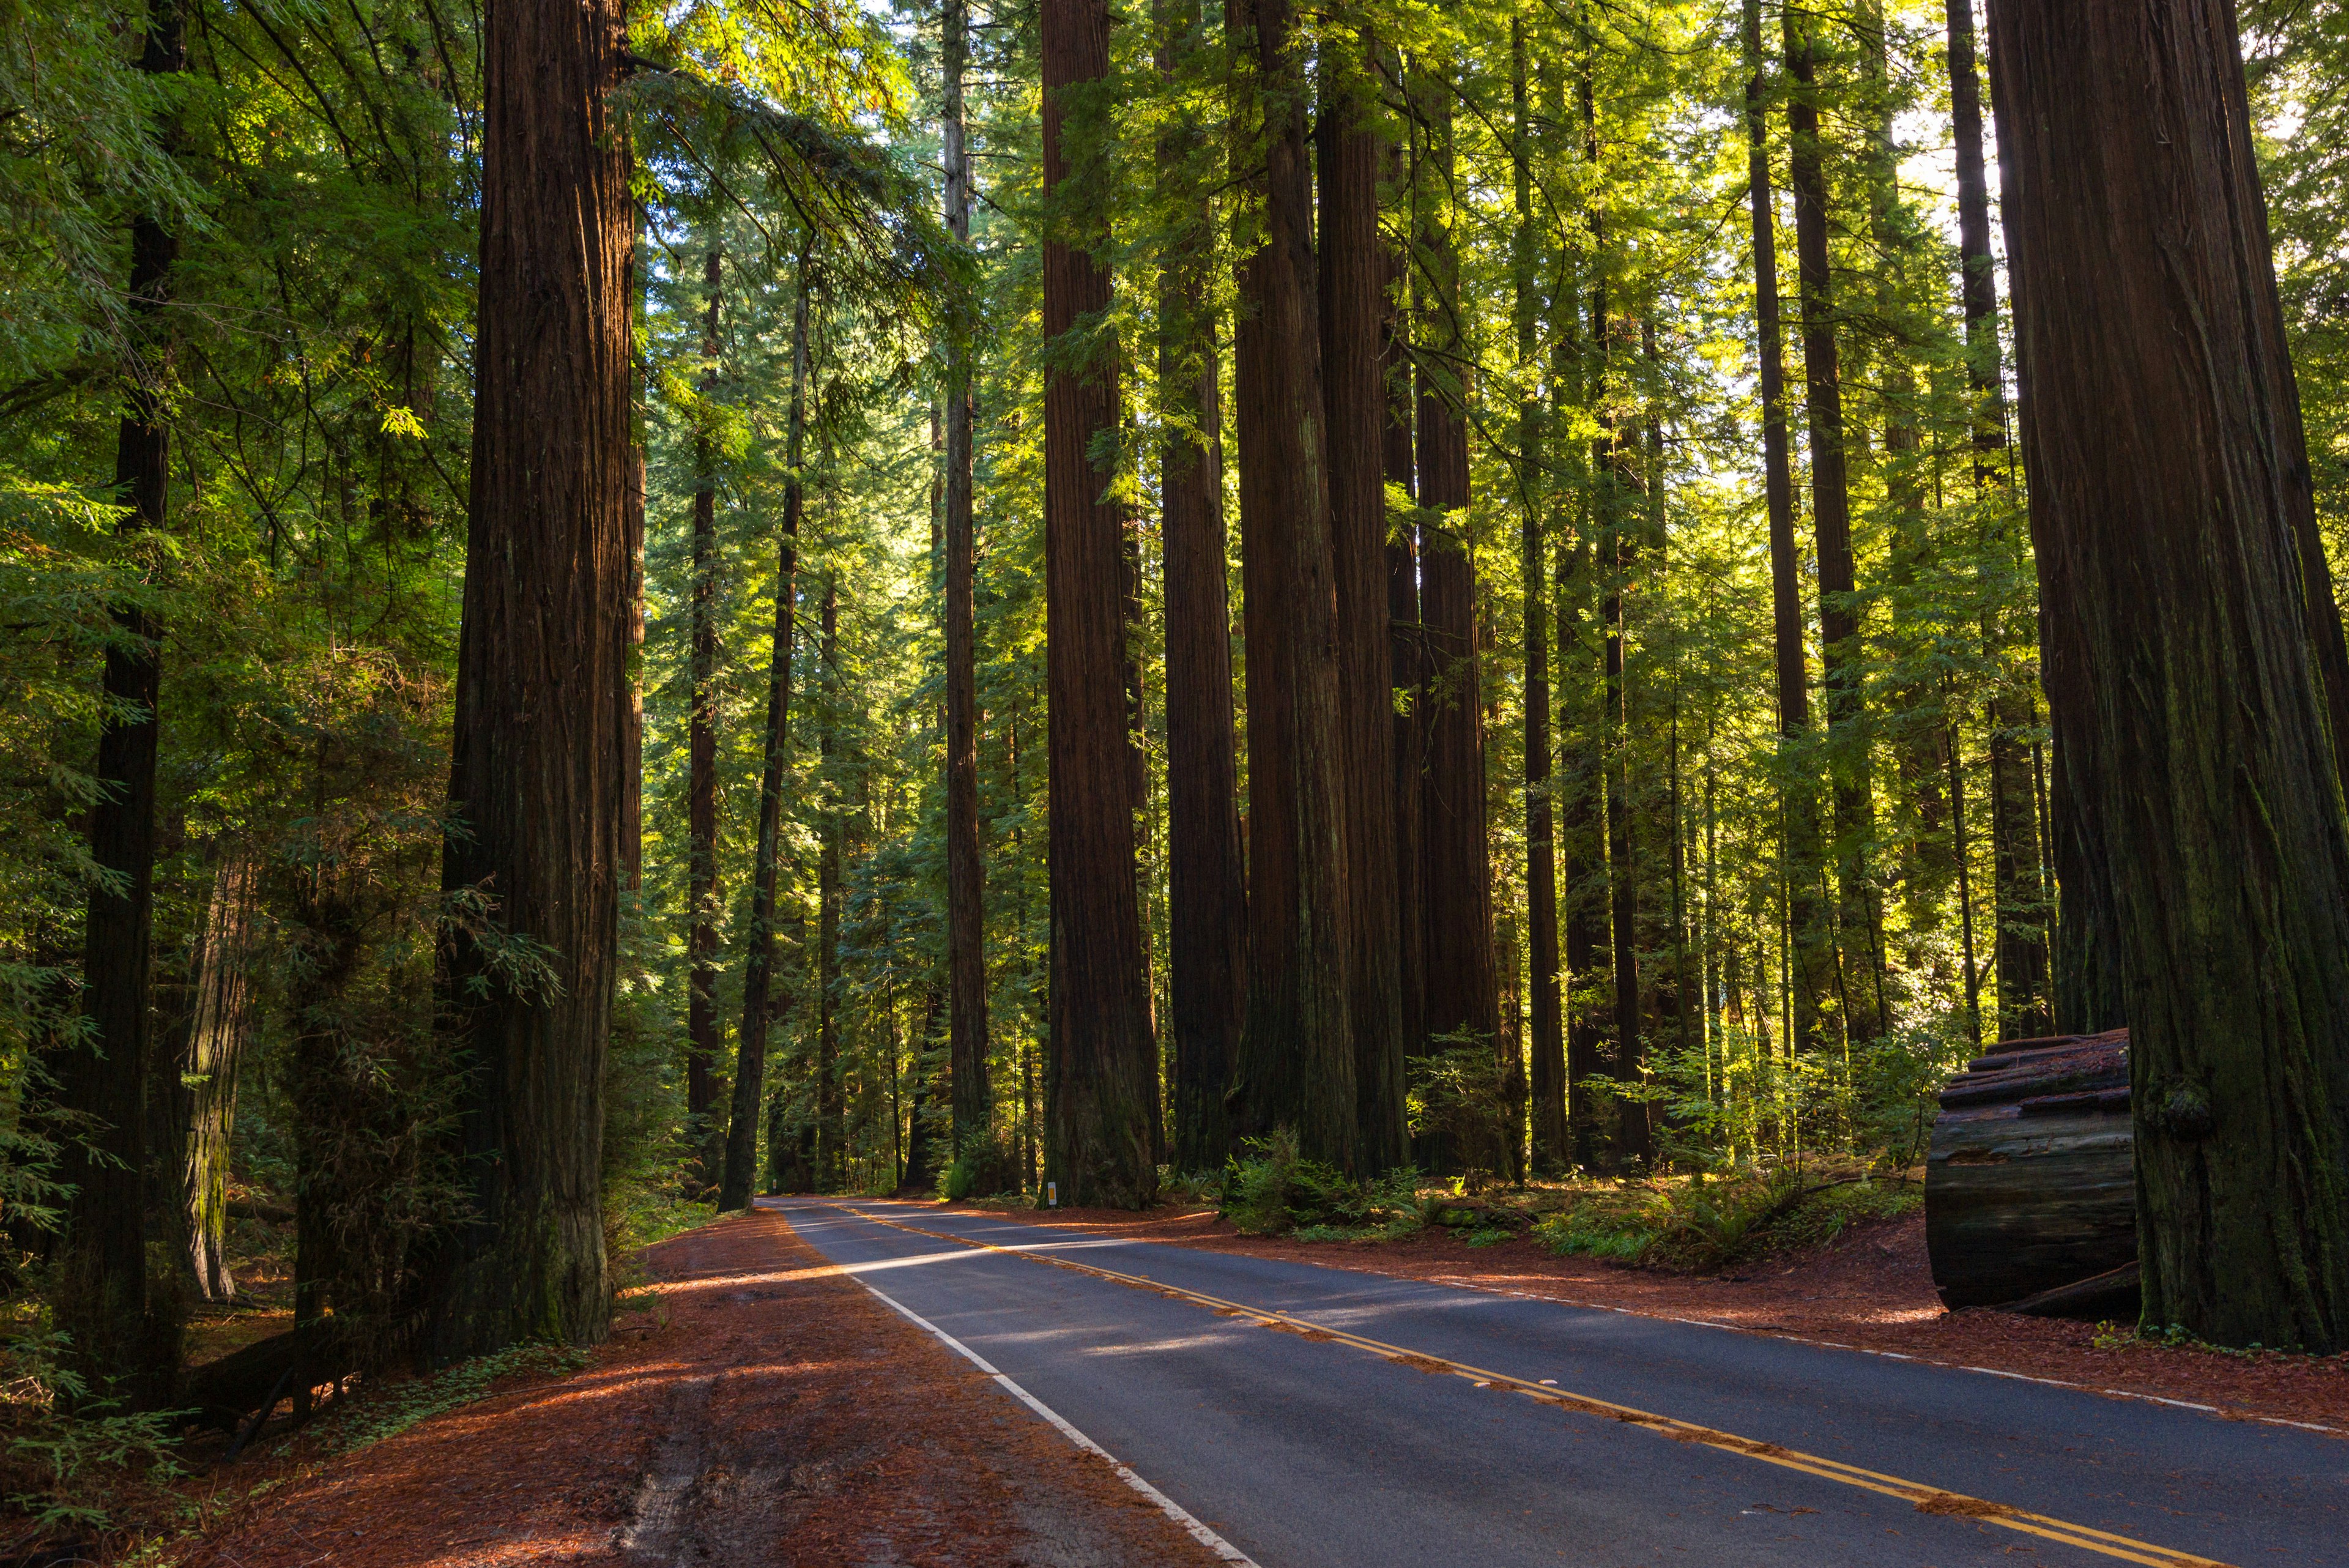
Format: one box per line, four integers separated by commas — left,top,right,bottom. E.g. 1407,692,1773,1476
770,1198,2347,1568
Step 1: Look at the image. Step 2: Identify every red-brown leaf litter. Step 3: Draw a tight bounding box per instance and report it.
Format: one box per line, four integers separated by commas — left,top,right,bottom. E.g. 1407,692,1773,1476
179,1208,1226,1567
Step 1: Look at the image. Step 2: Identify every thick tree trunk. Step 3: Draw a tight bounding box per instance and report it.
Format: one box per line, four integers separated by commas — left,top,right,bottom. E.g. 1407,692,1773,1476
184,853,257,1303
1988,0,2349,1350
687,245,724,1191
1413,90,1499,1172
432,0,633,1355
942,0,993,1168
53,0,185,1406
1227,0,1355,1170
718,253,809,1211
1159,0,1244,1175
1784,6,1876,1048
1319,34,1406,1173
1042,0,1158,1206
815,573,844,1191
1516,24,1566,1175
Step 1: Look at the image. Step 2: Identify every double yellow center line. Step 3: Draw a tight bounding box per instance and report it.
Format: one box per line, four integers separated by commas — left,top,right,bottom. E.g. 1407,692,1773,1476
807,1200,2235,1568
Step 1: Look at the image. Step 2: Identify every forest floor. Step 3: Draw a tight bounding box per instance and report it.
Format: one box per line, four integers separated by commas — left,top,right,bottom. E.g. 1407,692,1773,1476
155,1207,1229,1567
930,1195,2349,1435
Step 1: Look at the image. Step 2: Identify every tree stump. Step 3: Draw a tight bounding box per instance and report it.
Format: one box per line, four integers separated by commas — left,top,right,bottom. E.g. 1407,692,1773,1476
1925,1030,2135,1309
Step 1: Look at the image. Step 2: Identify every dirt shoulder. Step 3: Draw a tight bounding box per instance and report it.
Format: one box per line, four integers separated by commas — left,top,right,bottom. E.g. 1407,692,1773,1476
919,1198,2349,1434
182,1207,1229,1567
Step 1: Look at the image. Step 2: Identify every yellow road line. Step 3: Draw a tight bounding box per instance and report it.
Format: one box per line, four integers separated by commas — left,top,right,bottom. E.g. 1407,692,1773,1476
800,1200,2236,1568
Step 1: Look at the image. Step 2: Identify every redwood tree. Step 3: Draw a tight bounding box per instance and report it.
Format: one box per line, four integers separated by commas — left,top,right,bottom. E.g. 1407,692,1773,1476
1989,0,2349,1350
434,0,635,1353
718,252,809,1211
1742,0,1824,1053
1159,0,1244,1173
1944,0,2051,1038
1228,0,1356,1168
1784,4,1875,1046
1413,88,1501,1157
52,0,184,1404
1042,0,1158,1205
942,0,992,1166
1319,31,1406,1172
1514,19,1567,1175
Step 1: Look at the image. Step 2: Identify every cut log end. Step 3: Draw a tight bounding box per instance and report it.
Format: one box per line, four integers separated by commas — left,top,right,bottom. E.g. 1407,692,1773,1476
1926,1030,2136,1311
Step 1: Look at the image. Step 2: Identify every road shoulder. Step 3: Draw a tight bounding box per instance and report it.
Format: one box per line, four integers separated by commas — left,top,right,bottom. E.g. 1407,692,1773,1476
182,1207,1232,1567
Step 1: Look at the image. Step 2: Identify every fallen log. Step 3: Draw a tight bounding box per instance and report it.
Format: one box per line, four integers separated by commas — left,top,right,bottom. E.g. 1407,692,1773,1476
2002,1260,2141,1320
177,1319,361,1432
1925,1029,2136,1310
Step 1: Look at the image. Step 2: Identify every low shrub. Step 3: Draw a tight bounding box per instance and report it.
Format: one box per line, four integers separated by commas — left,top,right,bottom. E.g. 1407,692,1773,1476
1531,1169,1922,1269
1219,1129,1420,1237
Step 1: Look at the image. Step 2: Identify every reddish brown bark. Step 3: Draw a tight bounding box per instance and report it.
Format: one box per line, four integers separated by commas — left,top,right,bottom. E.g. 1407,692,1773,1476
1228,0,1355,1169
1412,95,1500,1162
1989,0,2349,1348
1042,0,1158,1206
1159,0,1244,1175
1784,6,1876,1048
434,0,634,1353
1318,34,1406,1173
1942,0,2052,1039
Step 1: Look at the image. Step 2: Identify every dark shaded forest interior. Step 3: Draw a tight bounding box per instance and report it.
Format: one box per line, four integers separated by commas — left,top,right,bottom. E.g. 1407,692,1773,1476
7,0,2349,1550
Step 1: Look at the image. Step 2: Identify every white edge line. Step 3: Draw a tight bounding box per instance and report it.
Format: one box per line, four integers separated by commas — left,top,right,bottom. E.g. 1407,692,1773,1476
853,1275,1261,1567
826,1202,2349,1444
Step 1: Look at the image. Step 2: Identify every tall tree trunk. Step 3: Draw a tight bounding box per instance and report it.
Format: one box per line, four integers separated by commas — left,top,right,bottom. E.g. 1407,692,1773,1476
432,0,631,1354
1989,0,2349,1350
1954,27,2049,1035
718,251,809,1210
1784,4,1876,1047
1319,31,1406,1172
1413,86,1499,1170
1227,0,1354,1169
1742,0,1825,1055
1943,0,2054,1038
815,572,844,1191
184,853,257,1304
1515,20,1567,1175
1581,59,1647,1165
687,245,724,1191
1159,0,1245,1174
1597,345,1647,1167
52,0,185,1406
942,0,993,1169
1042,0,1158,1206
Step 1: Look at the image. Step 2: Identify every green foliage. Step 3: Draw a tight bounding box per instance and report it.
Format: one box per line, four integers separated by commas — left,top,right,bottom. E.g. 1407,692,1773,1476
1531,1171,1922,1271
1408,1040,1512,1190
0,1330,185,1531
1219,1129,1422,1238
